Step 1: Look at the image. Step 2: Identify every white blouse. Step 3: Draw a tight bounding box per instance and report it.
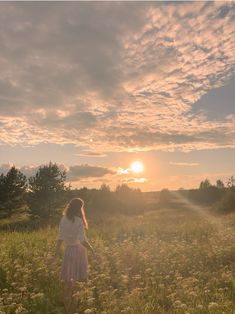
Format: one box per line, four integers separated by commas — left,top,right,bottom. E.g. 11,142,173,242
57,215,87,245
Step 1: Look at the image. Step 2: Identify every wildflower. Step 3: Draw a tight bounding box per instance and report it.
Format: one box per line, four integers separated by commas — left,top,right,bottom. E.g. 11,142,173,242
11,282,17,287
173,300,181,307
121,274,129,283
189,291,197,297
133,274,141,280
180,303,187,309
15,305,28,313
34,292,44,299
208,302,218,309
197,304,203,309
87,297,95,305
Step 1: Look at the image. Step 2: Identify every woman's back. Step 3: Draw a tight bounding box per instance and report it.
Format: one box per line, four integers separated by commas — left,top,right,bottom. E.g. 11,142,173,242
58,215,87,245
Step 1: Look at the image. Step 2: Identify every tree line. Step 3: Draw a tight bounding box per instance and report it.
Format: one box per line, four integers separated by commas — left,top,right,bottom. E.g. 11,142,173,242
0,162,145,219
159,177,235,213
0,162,234,220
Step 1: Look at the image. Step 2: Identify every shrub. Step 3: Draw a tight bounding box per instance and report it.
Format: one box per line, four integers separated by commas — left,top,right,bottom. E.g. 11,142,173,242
214,188,235,213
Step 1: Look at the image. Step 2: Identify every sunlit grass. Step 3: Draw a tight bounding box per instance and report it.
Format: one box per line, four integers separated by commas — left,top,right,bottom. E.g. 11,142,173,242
0,208,234,313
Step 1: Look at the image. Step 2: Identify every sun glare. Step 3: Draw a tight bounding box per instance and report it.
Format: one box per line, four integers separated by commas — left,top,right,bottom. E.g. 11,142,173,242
130,161,144,173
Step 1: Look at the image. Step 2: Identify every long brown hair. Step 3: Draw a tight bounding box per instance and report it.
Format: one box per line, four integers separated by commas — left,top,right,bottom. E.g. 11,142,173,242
63,198,88,229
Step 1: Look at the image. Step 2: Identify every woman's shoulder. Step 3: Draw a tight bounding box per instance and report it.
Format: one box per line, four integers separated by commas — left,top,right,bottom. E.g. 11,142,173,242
60,215,69,224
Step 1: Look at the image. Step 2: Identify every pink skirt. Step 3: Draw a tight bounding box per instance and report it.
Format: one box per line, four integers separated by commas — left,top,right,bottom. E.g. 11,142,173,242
60,243,88,282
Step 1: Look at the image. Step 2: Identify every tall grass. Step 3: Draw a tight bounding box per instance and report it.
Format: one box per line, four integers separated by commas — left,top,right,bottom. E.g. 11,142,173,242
0,208,234,313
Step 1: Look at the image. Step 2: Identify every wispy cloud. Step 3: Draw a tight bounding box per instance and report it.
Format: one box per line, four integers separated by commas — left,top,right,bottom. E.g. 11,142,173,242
117,167,132,175
75,152,107,158
122,177,148,184
170,162,200,167
0,2,234,152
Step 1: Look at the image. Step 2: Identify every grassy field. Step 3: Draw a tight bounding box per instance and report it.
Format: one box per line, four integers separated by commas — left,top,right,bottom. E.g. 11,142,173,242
0,206,234,314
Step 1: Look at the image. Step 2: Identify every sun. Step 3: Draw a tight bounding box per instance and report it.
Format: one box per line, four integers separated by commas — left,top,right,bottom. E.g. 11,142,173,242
130,161,144,173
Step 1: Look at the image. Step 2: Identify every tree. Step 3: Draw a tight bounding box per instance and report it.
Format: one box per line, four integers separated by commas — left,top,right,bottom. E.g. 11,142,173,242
215,189,235,213
27,162,68,218
216,179,225,189
0,166,27,217
115,184,145,213
159,188,172,207
99,184,112,202
115,184,132,199
199,179,212,189
89,184,115,212
100,184,111,193
227,176,235,189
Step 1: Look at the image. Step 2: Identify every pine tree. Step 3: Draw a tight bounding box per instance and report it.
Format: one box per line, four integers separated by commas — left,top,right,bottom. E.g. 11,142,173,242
0,166,27,217
27,162,68,218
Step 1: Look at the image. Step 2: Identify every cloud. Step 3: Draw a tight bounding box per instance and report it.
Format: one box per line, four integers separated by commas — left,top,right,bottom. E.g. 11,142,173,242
0,163,68,177
117,167,132,175
0,163,115,182
122,177,148,184
170,162,199,167
75,151,107,158
68,164,115,180
0,2,235,151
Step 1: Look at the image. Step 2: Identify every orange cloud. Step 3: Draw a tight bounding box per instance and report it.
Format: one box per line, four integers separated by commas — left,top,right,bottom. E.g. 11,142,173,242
0,2,234,153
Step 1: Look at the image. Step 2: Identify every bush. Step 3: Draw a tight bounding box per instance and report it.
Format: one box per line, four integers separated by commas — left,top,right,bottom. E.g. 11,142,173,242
159,189,172,207
214,188,235,213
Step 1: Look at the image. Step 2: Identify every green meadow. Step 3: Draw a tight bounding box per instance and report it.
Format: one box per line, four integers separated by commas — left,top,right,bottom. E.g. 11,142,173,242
0,207,234,314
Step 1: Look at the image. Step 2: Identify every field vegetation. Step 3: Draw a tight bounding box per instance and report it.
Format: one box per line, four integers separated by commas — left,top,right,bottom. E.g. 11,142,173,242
0,206,234,314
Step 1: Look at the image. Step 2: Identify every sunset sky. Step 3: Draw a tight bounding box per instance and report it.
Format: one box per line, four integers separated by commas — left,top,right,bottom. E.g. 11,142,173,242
0,2,234,191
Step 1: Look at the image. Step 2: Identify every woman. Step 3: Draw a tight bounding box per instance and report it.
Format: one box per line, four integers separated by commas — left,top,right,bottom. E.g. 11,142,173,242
48,198,95,314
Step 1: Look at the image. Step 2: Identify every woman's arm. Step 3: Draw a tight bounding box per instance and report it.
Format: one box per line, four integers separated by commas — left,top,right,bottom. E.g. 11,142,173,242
78,219,95,255
81,240,95,256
